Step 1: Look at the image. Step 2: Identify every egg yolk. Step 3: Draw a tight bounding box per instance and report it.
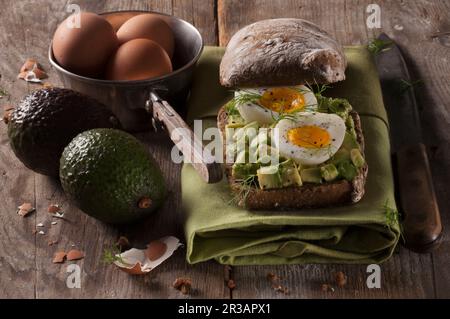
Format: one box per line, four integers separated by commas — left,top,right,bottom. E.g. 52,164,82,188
259,88,305,113
287,126,331,149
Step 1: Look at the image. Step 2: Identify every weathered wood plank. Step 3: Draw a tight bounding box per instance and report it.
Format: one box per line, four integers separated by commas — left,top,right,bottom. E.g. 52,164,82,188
231,250,435,299
1,0,449,299
34,133,227,298
218,0,450,298
1,0,226,298
72,0,218,45
0,0,38,299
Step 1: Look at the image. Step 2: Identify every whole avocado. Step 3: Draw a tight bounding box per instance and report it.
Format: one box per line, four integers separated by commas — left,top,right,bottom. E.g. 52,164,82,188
59,128,167,224
8,88,119,176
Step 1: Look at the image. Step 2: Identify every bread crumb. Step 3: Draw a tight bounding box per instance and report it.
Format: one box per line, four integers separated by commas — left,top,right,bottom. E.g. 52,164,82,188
227,279,236,290
17,202,35,217
335,271,347,287
321,284,335,292
173,278,192,295
267,272,289,295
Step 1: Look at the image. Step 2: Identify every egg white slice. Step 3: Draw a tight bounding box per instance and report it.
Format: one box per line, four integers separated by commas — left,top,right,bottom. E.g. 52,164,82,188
235,85,318,125
273,112,346,165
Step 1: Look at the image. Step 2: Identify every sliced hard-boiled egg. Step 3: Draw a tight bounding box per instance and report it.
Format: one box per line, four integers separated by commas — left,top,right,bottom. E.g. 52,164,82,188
235,85,318,125
273,112,346,165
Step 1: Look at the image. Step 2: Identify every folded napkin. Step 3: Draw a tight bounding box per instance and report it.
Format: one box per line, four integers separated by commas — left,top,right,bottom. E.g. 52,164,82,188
183,46,400,265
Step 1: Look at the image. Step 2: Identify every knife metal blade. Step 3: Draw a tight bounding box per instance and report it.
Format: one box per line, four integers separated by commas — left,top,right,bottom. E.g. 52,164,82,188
375,33,442,253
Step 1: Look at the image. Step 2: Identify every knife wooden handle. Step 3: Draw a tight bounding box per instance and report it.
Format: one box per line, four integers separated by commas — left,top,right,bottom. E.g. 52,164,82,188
149,93,223,184
396,143,442,253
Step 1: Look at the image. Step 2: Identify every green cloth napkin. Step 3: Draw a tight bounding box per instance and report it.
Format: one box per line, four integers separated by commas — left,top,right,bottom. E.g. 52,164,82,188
182,46,400,265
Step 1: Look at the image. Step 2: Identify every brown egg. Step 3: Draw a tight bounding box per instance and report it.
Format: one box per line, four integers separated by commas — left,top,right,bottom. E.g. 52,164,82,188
103,12,139,32
116,14,175,58
52,12,118,78
105,39,173,81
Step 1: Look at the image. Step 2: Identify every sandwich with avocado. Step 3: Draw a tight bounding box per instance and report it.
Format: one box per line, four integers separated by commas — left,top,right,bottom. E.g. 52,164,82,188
218,18,367,210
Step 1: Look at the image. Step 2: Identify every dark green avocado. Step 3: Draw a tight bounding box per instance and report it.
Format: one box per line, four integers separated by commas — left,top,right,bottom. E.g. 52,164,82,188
59,128,167,224
7,88,119,176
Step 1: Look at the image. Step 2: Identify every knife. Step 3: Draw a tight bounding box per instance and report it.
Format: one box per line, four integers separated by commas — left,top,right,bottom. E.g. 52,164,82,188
375,33,442,253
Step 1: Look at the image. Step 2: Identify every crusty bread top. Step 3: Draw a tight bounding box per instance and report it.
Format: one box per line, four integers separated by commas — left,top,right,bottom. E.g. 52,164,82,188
220,18,347,88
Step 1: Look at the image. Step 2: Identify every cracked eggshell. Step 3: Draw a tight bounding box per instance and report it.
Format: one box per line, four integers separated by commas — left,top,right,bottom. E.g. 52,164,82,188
114,236,181,275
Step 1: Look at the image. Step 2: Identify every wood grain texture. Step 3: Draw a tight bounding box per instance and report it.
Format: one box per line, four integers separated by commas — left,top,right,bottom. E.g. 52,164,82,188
0,0,226,299
0,0,37,299
218,0,450,298
231,250,435,299
1,0,450,299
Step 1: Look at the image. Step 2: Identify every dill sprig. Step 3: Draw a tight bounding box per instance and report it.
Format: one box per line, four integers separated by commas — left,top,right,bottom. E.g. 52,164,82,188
229,174,258,207
383,200,405,243
368,38,393,55
227,91,262,111
229,89,318,126
305,82,331,112
102,244,127,265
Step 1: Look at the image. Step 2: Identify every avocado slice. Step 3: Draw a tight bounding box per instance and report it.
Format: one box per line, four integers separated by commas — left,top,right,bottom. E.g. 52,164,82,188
320,164,339,182
328,148,350,166
7,88,119,176
233,121,259,140
328,98,352,120
346,116,358,140
59,129,166,224
227,114,245,127
257,144,280,166
338,161,358,181
342,131,360,151
350,148,366,168
280,160,302,187
300,167,323,184
257,165,282,190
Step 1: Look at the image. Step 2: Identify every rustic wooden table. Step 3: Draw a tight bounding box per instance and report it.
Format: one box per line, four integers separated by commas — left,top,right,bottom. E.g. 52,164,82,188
0,0,449,299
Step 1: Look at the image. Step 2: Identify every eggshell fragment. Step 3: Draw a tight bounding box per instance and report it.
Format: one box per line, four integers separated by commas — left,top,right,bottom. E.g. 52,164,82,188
20,59,38,73
113,236,181,275
146,240,167,261
53,251,66,263
105,39,172,81
48,204,61,214
116,14,174,58
17,202,35,217
67,249,84,261
18,59,47,83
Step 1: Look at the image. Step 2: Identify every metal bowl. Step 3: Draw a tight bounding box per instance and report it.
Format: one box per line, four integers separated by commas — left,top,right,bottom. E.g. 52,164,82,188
49,10,203,132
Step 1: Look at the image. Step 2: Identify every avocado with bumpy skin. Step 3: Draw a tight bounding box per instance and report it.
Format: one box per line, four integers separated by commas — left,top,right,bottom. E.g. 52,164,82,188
59,129,166,224
8,88,119,176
